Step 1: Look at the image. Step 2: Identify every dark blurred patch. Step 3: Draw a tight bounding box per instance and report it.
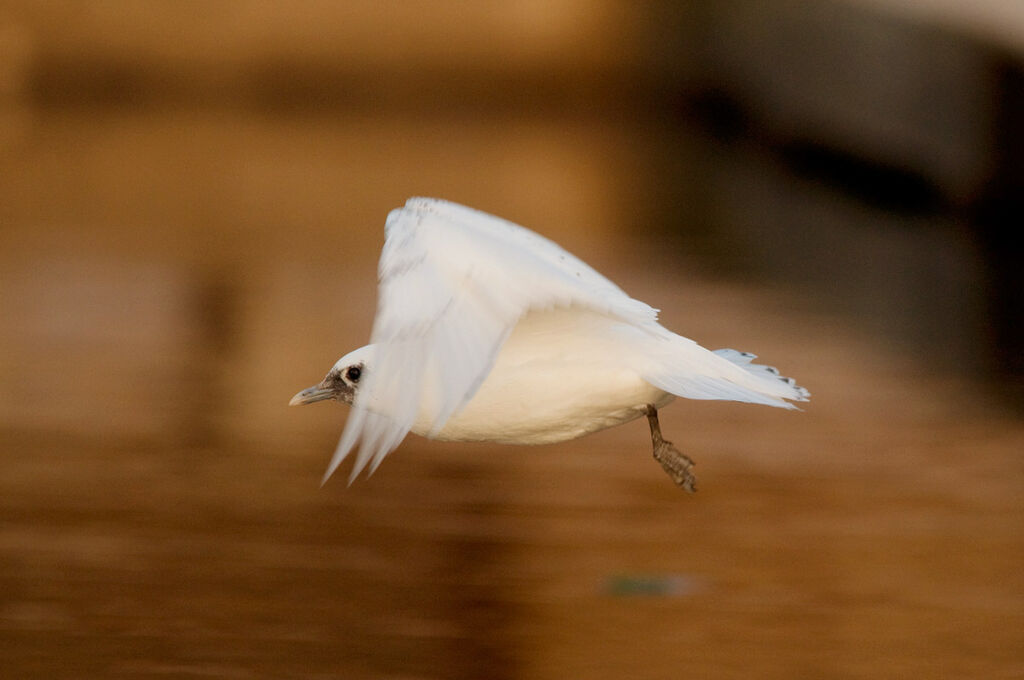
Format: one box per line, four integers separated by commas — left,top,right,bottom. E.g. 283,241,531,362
777,140,947,217
972,59,1024,407
684,85,949,217
687,85,750,143
28,53,640,118
29,55,186,109
180,270,240,448
605,573,699,598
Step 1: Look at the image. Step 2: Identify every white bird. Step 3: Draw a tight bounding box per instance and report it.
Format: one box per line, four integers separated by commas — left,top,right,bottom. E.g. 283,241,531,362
291,197,809,491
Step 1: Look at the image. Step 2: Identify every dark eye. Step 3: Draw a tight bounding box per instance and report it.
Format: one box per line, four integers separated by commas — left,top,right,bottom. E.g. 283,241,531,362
345,366,361,383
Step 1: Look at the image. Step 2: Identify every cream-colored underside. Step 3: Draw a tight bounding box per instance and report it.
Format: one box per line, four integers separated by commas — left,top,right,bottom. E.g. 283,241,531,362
413,308,674,444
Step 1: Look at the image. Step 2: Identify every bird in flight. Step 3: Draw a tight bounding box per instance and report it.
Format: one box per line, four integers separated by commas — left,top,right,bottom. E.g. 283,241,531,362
291,198,809,491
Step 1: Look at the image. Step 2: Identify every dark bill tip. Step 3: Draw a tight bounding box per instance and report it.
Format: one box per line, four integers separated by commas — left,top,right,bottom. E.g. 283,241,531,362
289,385,335,406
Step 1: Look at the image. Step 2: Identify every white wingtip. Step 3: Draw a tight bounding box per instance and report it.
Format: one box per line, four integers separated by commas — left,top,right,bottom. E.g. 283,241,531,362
321,448,347,487
322,407,366,487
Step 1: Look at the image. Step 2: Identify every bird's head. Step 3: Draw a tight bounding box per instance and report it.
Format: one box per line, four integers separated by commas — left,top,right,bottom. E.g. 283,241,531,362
289,345,375,407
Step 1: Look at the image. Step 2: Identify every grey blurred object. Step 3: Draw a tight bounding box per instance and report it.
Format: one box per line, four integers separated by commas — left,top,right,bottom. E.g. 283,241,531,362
671,1,1023,408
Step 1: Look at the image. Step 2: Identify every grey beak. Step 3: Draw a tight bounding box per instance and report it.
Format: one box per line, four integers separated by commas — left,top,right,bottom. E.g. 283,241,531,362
289,384,335,406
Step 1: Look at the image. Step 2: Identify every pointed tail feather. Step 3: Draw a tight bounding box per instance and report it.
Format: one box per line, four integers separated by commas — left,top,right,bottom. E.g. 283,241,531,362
713,348,810,402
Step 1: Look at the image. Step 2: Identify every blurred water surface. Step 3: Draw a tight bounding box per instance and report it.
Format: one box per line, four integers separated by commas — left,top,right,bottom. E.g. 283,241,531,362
1,111,1021,680
2,2,1023,678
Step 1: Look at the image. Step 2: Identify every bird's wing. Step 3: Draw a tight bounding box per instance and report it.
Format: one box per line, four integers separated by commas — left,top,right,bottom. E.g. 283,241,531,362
324,197,658,483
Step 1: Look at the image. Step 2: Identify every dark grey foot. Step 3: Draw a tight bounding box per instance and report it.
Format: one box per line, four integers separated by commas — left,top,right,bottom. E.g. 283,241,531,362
644,405,697,493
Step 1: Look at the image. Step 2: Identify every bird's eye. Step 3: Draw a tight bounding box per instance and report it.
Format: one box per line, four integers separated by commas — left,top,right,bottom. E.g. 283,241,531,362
345,366,362,383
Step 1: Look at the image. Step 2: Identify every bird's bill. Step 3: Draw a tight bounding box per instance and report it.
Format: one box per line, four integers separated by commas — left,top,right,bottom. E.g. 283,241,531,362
289,384,335,406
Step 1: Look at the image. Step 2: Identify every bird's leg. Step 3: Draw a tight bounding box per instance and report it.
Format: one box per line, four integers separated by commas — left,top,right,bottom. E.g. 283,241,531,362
644,405,696,493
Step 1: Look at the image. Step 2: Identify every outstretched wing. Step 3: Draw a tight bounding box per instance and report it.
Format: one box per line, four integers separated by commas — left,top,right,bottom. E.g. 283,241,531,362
323,197,658,483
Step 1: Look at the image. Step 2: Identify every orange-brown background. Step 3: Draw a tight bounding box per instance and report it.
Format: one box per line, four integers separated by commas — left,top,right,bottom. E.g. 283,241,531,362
1,2,1021,678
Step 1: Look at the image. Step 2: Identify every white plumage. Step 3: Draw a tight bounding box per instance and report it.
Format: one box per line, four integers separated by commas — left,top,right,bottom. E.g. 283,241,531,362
292,197,809,487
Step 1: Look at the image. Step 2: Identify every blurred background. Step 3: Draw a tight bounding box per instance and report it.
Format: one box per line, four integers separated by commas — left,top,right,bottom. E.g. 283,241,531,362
1,1,1022,678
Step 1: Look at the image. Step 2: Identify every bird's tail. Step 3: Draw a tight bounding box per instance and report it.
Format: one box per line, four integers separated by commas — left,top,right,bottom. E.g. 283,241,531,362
640,335,810,410
711,348,810,404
